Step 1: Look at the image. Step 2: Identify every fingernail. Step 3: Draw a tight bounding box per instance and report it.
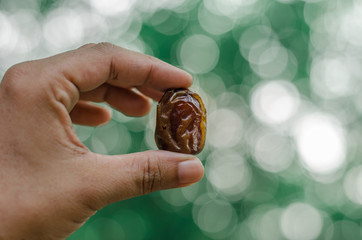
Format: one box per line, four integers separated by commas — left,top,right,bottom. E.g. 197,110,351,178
178,158,204,184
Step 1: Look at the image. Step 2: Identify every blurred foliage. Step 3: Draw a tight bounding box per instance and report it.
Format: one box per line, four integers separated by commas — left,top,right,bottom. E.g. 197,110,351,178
2,0,362,239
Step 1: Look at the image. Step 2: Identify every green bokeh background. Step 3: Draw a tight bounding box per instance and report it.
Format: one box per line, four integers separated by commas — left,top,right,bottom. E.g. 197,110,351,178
1,0,362,239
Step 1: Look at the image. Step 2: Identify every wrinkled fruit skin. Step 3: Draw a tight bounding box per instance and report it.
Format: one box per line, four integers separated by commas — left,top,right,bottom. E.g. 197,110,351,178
155,89,207,155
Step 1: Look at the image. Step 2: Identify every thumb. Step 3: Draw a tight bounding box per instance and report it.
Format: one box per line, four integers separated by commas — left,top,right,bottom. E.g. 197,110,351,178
81,150,204,210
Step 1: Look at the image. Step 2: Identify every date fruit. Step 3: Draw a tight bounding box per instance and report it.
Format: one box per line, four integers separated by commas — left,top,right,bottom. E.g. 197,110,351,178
155,88,206,155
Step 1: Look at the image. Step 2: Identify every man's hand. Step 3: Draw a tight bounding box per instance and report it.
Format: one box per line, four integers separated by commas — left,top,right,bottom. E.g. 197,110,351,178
0,43,204,239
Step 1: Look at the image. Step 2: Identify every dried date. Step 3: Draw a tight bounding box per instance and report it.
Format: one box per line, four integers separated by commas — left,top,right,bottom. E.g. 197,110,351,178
155,88,206,155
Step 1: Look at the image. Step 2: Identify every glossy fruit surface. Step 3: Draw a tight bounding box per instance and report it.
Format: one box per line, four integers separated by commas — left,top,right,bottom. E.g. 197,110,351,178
155,89,206,154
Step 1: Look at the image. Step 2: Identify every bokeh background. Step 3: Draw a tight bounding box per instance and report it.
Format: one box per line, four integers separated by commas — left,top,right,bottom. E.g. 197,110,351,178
1,0,362,239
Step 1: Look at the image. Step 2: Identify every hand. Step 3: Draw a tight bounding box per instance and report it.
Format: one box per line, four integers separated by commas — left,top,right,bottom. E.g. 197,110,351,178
0,43,204,239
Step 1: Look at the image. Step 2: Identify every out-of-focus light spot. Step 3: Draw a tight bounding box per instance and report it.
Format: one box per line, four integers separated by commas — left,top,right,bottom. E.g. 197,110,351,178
160,188,190,207
103,11,134,40
303,0,325,2
85,217,125,239
181,182,200,202
91,121,131,154
0,10,43,68
198,73,226,97
125,117,148,133
244,167,279,203
208,108,243,148
206,150,251,199
310,57,359,99
193,194,237,238
253,132,293,172
197,201,235,235
113,210,147,240
239,25,274,61
10,10,41,54
343,166,362,205
325,220,362,240
303,2,325,27
250,208,284,240
150,10,188,36
43,9,85,52
353,94,362,116
313,181,347,207
112,108,135,123
258,208,284,240
281,202,323,240
144,107,157,150
251,80,300,125
149,9,170,26
241,29,298,79
203,0,257,17
79,11,109,43
215,91,248,110
233,222,254,239
276,0,297,3
293,113,346,175
74,125,94,142
0,0,39,12
245,205,279,239
115,17,143,45
248,39,289,78
178,34,219,74
0,12,18,55
90,0,135,16
308,20,334,53
341,5,362,48
198,4,234,35
136,0,189,13
284,50,298,79
144,126,157,150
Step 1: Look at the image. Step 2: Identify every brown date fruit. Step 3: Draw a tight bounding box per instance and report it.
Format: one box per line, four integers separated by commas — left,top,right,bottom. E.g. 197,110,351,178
155,88,207,155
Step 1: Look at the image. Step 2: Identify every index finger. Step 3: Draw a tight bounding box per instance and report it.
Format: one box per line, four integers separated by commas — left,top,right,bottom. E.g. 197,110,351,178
46,43,193,92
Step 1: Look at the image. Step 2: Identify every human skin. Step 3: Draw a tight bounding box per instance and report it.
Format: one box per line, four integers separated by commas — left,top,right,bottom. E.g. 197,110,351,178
0,43,204,239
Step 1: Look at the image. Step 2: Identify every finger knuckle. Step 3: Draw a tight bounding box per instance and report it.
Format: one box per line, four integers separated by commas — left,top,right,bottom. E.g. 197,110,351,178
141,154,162,195
1,62,34,94
78,43,96,49
4,62,31,80
92,42,116,53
